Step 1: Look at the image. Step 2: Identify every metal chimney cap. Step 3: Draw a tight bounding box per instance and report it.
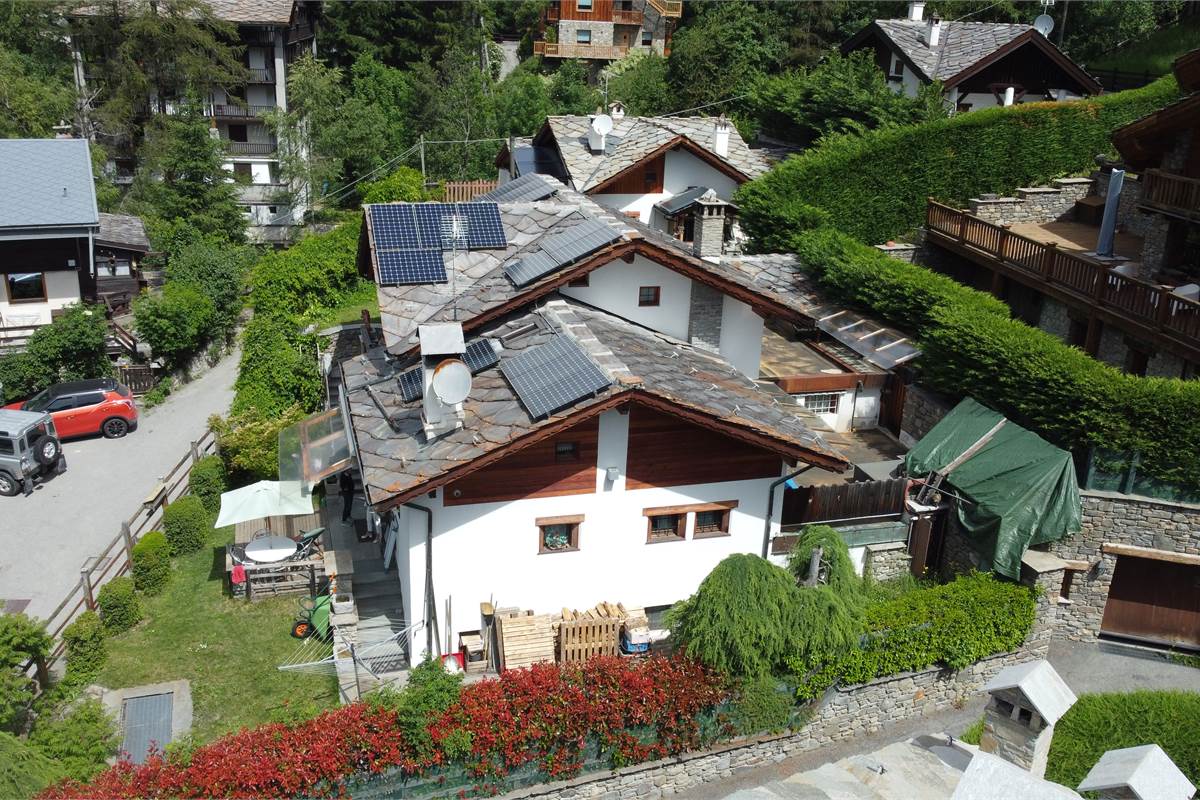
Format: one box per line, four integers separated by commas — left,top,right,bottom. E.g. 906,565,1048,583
417,323,466,356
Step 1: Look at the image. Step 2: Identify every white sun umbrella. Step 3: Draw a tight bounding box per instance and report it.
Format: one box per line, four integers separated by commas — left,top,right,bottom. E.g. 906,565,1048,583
214,480,315,530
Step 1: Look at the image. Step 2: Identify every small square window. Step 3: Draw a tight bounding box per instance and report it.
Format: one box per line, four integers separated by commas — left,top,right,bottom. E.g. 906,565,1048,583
232,162,252,179
554,441,579,463
638,286,660,307
5,273,46,303
576,29,592,44
567,274,590,287
643,168,657,188
797,392,840,415
538,515,582,553
647,513,685,543
577,0,593,9
892,58,904,77
641,30,652,46
693,508,730,538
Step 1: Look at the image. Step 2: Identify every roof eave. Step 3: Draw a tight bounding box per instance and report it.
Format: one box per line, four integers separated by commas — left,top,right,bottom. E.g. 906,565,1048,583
585,136,752,194
842,22,932,83
942,30,1102,94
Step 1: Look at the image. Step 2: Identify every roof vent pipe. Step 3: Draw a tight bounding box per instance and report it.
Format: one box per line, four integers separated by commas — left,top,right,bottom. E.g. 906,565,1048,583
417,323,470,440
713,115,731,158
907,1,925,21
926,14,942,47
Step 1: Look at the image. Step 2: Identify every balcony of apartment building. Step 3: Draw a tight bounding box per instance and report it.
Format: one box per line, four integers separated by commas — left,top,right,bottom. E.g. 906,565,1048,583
925,197,1200,363
219,121,277,157
645,0,682,17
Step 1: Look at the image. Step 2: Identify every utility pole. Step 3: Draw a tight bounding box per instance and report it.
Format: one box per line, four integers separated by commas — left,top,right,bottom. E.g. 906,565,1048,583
419,133,427,186
1057,0,1069,47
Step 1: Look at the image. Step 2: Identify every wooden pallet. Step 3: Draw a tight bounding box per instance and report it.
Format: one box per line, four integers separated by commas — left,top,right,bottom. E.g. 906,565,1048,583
498,613,555,670
558,617,620,663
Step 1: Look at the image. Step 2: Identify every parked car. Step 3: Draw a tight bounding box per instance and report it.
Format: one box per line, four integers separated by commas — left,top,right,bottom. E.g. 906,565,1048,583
0,409,66,496
3,378,139,439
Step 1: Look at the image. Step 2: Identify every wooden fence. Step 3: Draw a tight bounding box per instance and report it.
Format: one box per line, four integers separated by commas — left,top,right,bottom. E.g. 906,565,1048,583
21,429,218,688
117,364,163,394
558,617,620,664
442,180,498,202
0,324,38,355
925,200,1200,348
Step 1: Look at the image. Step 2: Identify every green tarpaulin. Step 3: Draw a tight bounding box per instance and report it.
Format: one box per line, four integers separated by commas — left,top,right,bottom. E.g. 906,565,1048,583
905,398,1082,579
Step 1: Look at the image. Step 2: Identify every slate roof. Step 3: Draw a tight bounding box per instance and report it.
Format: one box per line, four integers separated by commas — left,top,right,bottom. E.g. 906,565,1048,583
342,298,846,509
984,660,1077,725
0,139,98,232
872,20,1033,82
1076,744,1195,800
543,115,770,192
75,0,295,23
97,213,151,252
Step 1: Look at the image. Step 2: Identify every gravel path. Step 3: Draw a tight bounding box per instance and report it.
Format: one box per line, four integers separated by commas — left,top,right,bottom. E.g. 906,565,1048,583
0,353,238,622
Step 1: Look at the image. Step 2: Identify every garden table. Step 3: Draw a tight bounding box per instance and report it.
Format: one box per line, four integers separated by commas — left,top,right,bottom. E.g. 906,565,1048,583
244,535,299,563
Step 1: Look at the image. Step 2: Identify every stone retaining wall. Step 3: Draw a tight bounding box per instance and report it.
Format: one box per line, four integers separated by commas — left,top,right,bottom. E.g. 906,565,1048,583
864,542,910,582
899,384,955,448
967,178,1093,226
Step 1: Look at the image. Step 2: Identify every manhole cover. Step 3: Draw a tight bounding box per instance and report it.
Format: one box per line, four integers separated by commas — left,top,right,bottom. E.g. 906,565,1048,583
121,692,173,764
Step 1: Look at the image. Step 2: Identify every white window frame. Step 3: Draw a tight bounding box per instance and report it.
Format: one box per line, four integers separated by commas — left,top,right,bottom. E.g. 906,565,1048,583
797,392,840,415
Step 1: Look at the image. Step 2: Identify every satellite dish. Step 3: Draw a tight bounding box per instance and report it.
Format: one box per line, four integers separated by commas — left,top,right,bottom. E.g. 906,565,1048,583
432,359,472,405
592,114,614,135
1033,14,1055,37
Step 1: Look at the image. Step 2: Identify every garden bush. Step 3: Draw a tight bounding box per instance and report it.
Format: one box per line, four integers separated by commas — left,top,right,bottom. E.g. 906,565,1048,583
1046,691,1200,788
0,305,111,404
793,572,1036,700
0,731,65,800
162,496,210,555
0,614,51,734
210,405,308,482
668,554,863,677
188,455,227,515
730,675,794,736
29,699,118,782
133,283,217,371
248,219,363,321
231,315,323,417
96,577,141,633
367,657,464,762
130,531,171,595
737,76,1180,247
61,612,105,682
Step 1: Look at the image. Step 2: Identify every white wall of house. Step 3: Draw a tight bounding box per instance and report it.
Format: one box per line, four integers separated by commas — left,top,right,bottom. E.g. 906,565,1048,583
589,149,743,231
792,385,882,433
718,295,764,378
560,254,693,340
392,407,792,660
0,270,82,326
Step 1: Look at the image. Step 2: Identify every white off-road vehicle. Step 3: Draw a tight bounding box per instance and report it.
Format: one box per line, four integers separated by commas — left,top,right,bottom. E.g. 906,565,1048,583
0,409,66,497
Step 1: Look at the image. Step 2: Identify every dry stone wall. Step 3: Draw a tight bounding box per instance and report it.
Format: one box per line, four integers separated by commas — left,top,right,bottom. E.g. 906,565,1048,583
966,178,1093,226
899,384,955,448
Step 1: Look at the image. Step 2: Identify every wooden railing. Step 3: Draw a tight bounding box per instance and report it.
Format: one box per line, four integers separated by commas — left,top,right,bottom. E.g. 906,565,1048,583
212,103,275,118
0,324,39,354
611,8,643,25
1140,169,1200,221
646,0,683,17
533,41,630,60
225,140,276,156
442,179,498,202
21,430,218,690
926,199,1200,350
286,22,314,44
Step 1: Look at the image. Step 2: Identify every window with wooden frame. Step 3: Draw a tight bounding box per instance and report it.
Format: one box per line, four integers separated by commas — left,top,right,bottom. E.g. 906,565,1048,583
693,508,731,538
5,273,47,303
638,286,660,307
645,512,685,543
577,0,593,10
554,440,580,463
538,515,582,553
891,58,904,77
641,30,652,46
643,165,658,189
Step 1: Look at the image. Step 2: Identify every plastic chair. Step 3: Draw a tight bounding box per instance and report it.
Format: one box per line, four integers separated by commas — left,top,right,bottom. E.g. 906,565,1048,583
288,527,327,561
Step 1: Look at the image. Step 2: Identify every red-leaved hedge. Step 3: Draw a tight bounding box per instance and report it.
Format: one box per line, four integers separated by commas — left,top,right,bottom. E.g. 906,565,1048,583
39,657,727,799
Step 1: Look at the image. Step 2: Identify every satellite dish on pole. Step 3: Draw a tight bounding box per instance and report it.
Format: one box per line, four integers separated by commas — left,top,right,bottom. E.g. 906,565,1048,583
432,359,472,405
1033,14,1055,37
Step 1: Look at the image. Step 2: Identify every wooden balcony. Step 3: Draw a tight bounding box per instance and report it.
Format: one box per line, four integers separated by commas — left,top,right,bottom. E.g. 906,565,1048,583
247,68,275,83
533,41,629,60
925,199,1200,361
286,22,314,45
646,0,683,17
612,8,643,25
1140,169,1200,222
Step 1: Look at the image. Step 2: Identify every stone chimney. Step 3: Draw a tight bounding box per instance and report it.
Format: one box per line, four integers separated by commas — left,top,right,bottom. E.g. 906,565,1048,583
1077,744,1196,800
608,101,626,120
691,189,728,261
52,120,73,139
980,660,1077,779
907,1,925,21
712,115,731,158
417,323,471,439
925,14,942,47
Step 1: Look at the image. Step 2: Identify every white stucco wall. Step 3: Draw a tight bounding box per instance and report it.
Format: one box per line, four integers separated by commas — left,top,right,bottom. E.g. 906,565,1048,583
560,253,693,340
0,271,82,326
396,407,791,660
792,384,881,434
588,149,743,233
718,295,764,379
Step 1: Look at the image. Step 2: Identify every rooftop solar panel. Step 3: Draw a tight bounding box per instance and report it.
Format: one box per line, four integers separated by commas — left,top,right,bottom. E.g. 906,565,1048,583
398,367,424,402
504,216,622,287
477,173,558,204
369,205,419,249
413,204,446,248
460,203,507,248
501,335,610,419
463,338,500,373
377,249,447,285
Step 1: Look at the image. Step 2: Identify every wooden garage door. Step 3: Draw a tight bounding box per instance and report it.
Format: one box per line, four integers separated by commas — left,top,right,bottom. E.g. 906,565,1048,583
1101,555,1200,649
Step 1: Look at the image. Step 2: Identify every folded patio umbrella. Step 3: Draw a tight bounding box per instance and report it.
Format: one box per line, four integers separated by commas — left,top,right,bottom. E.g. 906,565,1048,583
214,480,315,529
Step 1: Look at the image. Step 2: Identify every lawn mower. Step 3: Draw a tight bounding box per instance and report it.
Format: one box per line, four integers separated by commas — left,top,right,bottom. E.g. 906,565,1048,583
290,593,332,641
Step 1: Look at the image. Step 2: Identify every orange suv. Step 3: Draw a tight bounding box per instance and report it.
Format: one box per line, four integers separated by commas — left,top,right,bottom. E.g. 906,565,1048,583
5,378,139,439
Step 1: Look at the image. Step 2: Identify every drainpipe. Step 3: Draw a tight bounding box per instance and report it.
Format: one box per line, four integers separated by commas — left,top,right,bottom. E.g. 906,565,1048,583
404,501,438,659
849,380,863,432
761,465,814,558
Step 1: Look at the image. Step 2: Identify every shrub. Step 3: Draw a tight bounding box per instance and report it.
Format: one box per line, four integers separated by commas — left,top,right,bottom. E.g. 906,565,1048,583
737,77,1181,247
362,166,427,204
0,730,65,800
131,531,171,595
1046,691,1200,788
231,315,322,417
367,657,464,761
0,305,111,404
61,612,105,682
188,455,227,515
786,524,865,600
139,377,173,409
668,554,863,677
0,614,51,733
730,675,794,736
162,496,210,555
96,578,141,633
29,699,118,782
165,240,254,338
248,219,363,321
959,717,984,746
133,283,217,371
210,405,308,482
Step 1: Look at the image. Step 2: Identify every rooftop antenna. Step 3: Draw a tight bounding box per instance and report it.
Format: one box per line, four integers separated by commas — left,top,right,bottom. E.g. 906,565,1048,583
441,211,468,321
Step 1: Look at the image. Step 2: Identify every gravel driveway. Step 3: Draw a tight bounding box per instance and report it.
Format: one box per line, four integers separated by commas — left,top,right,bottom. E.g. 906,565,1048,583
0,353,238,622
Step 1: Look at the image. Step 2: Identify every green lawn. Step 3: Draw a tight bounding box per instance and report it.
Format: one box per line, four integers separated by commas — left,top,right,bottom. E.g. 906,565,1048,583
1087,18,1200,75
1045,691,1200,788
96,527,339,742
305,280,381,331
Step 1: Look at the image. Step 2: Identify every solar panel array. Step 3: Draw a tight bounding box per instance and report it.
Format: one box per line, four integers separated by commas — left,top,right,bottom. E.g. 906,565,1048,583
396,338,500,402
369,202,508,286
397,367,424,402
477,173,558,204
500,335,611,419
504,217,622,287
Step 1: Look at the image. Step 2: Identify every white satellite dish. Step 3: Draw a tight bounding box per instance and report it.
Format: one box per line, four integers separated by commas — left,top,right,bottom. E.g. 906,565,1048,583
431,359,472,405
592,113,614,135
1033,14,1055,37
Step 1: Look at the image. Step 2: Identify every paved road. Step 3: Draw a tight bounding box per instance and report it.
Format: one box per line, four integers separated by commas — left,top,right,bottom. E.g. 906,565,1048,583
0,353,238,622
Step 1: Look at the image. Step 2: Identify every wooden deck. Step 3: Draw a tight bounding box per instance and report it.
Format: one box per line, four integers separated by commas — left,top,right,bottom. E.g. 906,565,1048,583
1007,221,1144,264
228,508,329,600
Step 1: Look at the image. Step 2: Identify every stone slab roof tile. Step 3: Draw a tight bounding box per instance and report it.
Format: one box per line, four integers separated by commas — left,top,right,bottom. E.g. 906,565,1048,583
97,213,151,251
875,20,1031,81
0,139,98,231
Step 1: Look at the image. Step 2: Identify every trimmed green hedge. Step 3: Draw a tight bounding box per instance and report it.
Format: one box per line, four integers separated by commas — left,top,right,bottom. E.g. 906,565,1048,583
131,531,171,595
793,572,1036,700
737,77,1181,247
163,496,210,555
96,577,140,633
62,612,106,682
188,455,227,516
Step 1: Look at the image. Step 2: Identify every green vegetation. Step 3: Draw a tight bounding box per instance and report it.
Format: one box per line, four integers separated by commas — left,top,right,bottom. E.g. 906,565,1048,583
162,496,211,556
0,305,112,404
131,531,172,596
959,717,984,746
1046,691,1200,788
0,614,51,734
27,700,117,783
96,577,141,634
133,284,216,372
187,456,228,516
730,675,795,736
61,612,106,683
0,731,65,800
210,406,308,484
95,525,338,742
737,77,1181,248
1088,17,1200,75
367,658,465,761
789,227,1200,490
